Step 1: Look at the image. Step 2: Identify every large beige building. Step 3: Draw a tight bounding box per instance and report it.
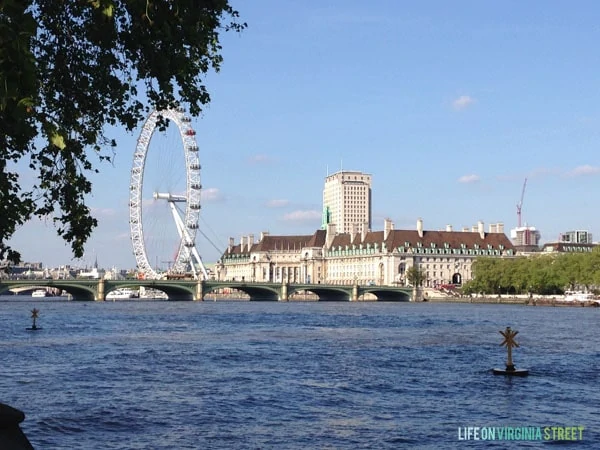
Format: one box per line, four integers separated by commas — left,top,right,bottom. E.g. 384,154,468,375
216,219,515,288
322,170,372,234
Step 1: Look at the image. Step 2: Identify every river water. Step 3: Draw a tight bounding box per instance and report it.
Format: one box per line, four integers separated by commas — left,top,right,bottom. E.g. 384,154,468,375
1,297,598,449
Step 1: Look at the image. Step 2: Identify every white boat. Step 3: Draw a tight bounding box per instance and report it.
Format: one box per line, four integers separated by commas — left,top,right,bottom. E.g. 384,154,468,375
106,288,138,300
564,291,595,302
32,289,50,298
138,287,168,299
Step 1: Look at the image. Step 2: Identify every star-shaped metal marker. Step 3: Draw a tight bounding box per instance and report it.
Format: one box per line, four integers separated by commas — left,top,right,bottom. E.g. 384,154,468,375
499,326,519,370
30,308,40,329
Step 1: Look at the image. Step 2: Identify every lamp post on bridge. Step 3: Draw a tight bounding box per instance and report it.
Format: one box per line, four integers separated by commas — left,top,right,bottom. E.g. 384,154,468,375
303,254,308,284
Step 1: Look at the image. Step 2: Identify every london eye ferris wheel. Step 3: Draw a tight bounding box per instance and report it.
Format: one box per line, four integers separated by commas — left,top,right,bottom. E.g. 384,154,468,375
129,108,209,280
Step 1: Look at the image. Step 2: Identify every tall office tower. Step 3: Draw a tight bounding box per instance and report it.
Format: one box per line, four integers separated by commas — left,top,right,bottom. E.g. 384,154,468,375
322,170,372,234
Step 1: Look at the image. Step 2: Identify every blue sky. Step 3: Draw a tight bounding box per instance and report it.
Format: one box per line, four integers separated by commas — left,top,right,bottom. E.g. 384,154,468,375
8,0,600,270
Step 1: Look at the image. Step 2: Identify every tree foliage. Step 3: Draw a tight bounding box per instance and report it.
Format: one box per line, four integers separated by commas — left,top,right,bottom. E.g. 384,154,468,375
0,0,245,262
406,265,427,287
462,248,600,295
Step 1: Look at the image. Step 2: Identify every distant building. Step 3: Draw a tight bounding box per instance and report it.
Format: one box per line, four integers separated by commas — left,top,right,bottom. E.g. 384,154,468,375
76,257,102,279
541,242,597,254
510,226,541,252
0,262,46,279
216,219,515,288
559,230,593,244
322,170,372,234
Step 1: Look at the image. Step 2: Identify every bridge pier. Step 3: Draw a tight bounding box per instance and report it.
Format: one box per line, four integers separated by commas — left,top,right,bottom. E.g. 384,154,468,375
96,278,105,301
412,286,424,302
279,283,289,301
351,283,359,301
195,280,204,301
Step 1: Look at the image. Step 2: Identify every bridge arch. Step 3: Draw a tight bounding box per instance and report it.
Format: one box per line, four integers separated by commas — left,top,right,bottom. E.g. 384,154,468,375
129,281,195,301
203,283,280,301
0,280,97,301
359,287,411,301
287,286,351,301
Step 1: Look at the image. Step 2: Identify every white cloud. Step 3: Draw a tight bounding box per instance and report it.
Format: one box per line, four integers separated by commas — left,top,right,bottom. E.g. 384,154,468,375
528,167,559,178
89,207,117,217
458,174,480,184
282,210,321,223
248,154,273,164
452,95,476,111
201,187,224,202
566,165,600,177
266,199,289,208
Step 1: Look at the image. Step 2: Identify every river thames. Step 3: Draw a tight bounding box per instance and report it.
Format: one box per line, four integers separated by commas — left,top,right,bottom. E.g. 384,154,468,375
1,297,598,449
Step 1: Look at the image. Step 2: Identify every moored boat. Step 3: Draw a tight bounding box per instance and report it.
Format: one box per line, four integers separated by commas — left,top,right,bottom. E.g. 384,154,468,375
106,288,139,300
564,291,595,302
31,289,50,298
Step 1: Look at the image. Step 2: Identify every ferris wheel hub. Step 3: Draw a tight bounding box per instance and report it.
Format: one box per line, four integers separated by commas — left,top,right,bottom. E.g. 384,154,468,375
153,192,187,202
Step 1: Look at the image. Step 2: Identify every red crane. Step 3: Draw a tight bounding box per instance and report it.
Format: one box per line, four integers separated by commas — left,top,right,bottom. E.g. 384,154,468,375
516,178,527,227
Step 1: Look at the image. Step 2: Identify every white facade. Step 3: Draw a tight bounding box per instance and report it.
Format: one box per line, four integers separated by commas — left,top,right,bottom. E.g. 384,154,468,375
322,170,372,234
217,220,515,288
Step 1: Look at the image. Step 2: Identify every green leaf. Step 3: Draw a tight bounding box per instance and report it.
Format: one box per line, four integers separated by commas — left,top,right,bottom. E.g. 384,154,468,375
50,131,66,150
103,4,114,18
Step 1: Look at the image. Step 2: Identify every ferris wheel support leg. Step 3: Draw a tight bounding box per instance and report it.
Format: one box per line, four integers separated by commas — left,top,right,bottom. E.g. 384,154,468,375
191,246,209,280
169,202,199,280
169,202,186,241
185,245,199,280
169,201,205,280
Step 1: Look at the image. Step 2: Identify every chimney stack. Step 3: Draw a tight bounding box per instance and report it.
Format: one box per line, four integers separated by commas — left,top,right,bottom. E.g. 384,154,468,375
361,221,369,241
417,218,424,238
478,221,485,239
446,224,453,232
326,223,337,248
384,218,394,240
350,223,358,244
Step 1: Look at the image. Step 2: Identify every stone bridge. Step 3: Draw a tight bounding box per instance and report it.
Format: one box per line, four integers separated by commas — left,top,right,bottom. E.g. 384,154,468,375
0,279,413,302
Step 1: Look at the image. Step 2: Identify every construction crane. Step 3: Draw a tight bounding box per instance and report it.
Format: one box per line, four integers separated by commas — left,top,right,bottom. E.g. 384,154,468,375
516,178,527,227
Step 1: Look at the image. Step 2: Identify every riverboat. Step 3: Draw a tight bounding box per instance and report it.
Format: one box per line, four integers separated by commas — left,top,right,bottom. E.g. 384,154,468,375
106,288,139,300
31,289,50,298
563,291,595,302
139,287,169,299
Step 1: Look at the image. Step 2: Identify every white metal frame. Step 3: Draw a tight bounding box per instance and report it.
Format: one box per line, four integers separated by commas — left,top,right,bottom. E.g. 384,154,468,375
129,108,208,280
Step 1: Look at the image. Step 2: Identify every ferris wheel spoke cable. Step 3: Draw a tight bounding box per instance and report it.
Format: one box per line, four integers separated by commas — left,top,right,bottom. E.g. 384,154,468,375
197,228,225,256
199,215,226,254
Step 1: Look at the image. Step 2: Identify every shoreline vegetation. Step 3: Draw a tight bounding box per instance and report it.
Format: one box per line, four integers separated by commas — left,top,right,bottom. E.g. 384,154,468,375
426,295,599,307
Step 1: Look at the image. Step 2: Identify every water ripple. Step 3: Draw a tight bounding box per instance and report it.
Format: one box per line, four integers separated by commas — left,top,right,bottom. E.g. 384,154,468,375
1,300,598,448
